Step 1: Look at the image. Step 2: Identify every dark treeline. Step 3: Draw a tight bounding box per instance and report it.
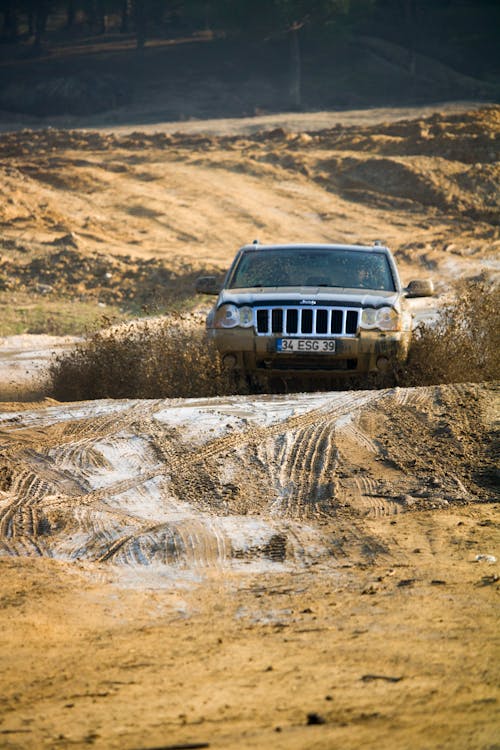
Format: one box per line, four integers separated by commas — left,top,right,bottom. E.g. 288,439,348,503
0,0,498,116
0,1,499,78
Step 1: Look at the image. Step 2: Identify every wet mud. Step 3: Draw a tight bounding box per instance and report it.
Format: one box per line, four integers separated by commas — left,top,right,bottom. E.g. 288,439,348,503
1,384,496,575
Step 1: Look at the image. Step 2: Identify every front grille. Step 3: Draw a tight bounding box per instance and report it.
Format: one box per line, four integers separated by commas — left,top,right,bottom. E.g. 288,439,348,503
255,306,359,336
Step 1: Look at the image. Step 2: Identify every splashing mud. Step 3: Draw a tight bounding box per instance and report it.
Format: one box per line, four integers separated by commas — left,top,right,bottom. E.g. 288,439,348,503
44,276,499,404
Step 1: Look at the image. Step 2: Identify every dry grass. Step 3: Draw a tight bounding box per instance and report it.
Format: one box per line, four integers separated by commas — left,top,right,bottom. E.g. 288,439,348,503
47,281,499,401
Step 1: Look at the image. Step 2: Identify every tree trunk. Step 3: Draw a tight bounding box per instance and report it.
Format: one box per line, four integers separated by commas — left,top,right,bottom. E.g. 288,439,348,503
120,1,130,33
133,1,146,50
84,0,97,30
66,0,76,29
3,2,19,38
96,0,106,34
404,0,417,91
33,4,49,56
289,24,302,110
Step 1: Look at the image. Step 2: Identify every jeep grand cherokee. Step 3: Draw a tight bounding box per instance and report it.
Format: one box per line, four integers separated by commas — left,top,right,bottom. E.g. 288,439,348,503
196,242,433,384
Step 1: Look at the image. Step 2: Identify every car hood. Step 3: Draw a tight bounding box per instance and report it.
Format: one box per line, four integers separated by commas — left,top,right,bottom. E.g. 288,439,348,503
217,287,403,310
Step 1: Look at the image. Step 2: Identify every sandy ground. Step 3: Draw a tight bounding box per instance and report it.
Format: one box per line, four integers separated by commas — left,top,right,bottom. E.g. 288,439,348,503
0,99,490,135
0,385,498,749
0,104,499,749
0,511,498,750
1,104,499,278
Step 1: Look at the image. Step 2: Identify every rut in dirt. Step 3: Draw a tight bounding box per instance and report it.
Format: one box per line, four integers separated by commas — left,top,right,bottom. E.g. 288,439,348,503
0,384,496,572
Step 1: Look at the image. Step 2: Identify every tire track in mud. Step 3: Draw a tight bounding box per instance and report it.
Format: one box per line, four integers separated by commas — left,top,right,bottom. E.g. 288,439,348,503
62,397,367,565
0,399,164,455
0,400,164,547
69,390,380,504
96,517,229,567
0,461,86,542
268,421,338,519
3,386,482,571
0,390,391,568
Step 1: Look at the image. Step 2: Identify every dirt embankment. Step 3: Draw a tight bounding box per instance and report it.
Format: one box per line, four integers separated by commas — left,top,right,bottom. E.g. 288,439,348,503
0,105,498,319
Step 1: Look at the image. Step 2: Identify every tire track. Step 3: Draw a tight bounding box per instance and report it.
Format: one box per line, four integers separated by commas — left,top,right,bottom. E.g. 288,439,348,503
71,393,381,515
272,421,338,519
0,399,163,455
0,389,393,568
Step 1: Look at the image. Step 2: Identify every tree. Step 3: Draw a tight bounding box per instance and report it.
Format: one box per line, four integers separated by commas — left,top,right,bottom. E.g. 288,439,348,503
132,0,145,48
33,0,51,53
1,0,19,37
120,0,130,32
210,0,355,108
65,0,76,28
83,0,105,33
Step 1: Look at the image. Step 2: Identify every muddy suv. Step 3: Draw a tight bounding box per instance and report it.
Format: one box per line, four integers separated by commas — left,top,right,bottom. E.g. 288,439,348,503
196,242,433,385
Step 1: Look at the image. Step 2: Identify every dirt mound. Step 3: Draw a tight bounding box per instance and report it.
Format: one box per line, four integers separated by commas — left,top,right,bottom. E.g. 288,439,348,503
313,154,499,223
0,106,498,296
0,383,496,568
281,105,500,162
1,108,498,226
286,106,500,223
215,106,500,223
0,244,217,307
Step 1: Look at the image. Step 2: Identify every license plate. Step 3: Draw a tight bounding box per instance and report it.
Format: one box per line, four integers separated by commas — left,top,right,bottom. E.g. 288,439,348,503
276,338,336,353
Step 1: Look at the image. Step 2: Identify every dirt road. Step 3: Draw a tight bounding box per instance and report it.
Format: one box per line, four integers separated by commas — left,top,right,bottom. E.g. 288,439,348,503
0,383,498,749
0,103,499,748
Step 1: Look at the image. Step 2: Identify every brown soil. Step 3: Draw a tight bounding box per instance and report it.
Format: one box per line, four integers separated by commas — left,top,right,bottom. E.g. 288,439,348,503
0,104,499,750
1,104,499,314
0,384,498,749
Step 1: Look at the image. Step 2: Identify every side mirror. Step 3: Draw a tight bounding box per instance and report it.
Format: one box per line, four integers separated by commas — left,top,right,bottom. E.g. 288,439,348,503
405,279,434,298
195,276,220,295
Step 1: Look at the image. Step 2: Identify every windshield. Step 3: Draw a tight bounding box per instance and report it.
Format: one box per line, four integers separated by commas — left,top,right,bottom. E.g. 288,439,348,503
228,248,396,292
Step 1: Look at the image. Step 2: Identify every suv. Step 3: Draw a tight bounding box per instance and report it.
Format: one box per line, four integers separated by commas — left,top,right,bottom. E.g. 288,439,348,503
196,242,433,385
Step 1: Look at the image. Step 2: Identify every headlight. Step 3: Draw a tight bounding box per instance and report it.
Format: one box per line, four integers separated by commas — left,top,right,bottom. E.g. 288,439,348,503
361,306,400,331
238,306,254,328
361,307,377,327
213,304,254,329
214,304,240,328
376,306,400,331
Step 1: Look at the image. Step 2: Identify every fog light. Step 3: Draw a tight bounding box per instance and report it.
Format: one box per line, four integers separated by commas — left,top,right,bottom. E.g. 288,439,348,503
376,356,390,372
222,353,237,370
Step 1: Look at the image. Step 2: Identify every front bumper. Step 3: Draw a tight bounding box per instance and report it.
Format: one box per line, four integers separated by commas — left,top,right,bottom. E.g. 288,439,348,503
208,328,410,376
